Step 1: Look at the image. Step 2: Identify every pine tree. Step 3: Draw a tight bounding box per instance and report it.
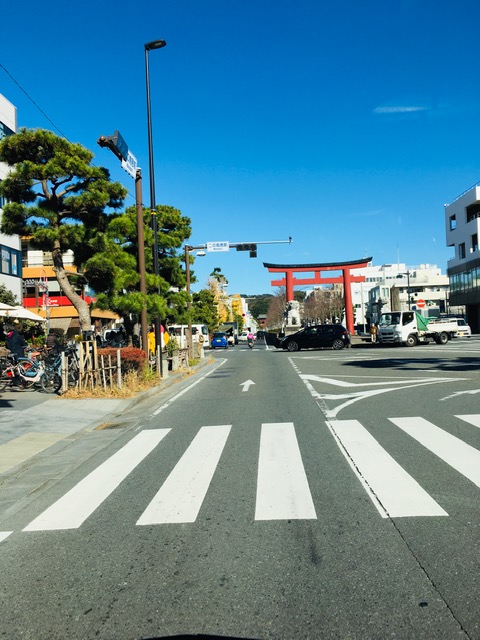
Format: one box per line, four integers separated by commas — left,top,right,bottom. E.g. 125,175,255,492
0,128,127,331
86,204,192,331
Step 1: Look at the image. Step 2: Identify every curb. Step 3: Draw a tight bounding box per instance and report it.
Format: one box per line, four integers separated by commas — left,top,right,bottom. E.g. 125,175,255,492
84,355,215,430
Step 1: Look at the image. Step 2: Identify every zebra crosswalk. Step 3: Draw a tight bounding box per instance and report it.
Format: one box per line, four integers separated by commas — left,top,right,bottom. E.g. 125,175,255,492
2,414,480,540
137,425,231,525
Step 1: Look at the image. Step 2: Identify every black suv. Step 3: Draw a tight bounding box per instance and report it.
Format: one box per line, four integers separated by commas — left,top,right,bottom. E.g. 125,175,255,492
279,324,350,351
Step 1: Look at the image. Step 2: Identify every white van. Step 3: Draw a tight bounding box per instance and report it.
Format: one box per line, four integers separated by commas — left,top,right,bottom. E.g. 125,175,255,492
167,324,210,348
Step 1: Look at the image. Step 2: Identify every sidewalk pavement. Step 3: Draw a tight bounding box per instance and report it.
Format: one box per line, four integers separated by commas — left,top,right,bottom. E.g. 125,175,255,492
0,360,209,479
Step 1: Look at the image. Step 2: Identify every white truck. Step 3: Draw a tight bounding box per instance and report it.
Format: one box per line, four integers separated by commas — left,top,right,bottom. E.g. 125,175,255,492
378,311,459,347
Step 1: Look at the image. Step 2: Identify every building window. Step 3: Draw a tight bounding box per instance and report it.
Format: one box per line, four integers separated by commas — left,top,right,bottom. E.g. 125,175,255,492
472,234,478,253
449,215,457,230
466,203,480,223
1,247,10,273
0,180,7,209
0,245,22,277
459,243,466,259
11,252,18,275
0,121,14,142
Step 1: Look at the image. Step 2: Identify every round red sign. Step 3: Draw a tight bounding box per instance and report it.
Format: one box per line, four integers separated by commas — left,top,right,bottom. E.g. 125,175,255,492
416,299,426,308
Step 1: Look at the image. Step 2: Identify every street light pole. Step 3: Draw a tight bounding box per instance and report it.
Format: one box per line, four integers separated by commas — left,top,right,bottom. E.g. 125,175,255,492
145,38,166,374
407,270,411,310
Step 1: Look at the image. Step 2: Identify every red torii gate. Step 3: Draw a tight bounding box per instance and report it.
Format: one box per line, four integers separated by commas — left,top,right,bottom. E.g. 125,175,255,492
264,257,372,335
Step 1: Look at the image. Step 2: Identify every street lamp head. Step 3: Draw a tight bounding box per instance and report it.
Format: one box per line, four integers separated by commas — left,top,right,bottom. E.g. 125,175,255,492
145,39,167,51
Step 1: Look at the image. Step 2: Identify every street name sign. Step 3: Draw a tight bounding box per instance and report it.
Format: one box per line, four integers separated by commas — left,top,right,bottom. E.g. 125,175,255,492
207,241,230,252
121,150,138,179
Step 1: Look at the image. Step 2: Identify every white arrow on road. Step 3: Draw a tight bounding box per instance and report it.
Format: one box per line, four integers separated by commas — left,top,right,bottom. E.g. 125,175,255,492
240,379,256,392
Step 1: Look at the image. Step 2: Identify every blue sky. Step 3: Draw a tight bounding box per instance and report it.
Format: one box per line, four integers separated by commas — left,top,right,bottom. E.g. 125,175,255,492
2,0,480,294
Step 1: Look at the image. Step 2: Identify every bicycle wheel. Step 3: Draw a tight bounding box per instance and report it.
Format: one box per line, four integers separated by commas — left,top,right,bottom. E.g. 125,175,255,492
41,370,62,394
0,373,12,392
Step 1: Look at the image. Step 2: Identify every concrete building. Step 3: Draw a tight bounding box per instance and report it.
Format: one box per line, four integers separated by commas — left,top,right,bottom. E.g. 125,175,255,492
0,94,22,301
305,262,451,330
445,184,480,332
362,263,450,326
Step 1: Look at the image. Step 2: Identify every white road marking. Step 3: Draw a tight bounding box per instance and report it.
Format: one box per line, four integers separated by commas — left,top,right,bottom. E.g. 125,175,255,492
137,425,231,525
23,430,170,531
327,420,447,518
301,374,462,388
391,417,480,488
297,372,463,419
440,389,480,401
151,359,226,416
457,414,480,428
0,532,12,543
255,422,317,521
240,379,255,392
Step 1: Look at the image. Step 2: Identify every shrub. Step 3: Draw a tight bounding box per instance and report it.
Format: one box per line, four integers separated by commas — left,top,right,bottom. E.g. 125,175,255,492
97,346,147,374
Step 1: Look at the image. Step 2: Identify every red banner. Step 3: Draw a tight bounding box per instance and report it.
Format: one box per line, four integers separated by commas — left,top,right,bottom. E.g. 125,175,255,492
23,295,95,308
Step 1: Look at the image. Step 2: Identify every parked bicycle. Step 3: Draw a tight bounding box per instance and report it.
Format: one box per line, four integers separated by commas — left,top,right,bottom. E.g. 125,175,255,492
0,353,46,391
40,345,80,393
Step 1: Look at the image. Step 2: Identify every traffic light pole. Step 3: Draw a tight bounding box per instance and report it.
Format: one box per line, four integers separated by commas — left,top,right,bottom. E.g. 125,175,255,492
184,238,292,357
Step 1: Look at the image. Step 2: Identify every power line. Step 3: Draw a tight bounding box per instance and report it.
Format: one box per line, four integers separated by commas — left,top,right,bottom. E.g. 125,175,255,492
0,62,68,139
0,62,136,203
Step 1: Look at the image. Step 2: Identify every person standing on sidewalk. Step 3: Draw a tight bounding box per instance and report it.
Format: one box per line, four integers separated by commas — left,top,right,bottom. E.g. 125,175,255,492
370,323,378,343
5,324,27,360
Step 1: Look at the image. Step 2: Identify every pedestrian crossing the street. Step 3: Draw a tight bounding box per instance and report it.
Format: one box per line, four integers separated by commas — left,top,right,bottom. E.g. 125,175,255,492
3,415,480,540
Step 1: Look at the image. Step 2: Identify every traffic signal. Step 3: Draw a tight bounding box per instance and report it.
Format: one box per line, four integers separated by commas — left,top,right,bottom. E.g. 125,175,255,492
236,243,257,258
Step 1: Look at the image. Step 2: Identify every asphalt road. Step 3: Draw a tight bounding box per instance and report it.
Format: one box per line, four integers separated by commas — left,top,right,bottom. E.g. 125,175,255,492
1,338,480,639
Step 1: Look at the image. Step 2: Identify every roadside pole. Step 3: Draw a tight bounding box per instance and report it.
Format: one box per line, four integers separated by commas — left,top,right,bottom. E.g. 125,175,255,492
97,132,148,358
135,169,148,352
184,238,292,358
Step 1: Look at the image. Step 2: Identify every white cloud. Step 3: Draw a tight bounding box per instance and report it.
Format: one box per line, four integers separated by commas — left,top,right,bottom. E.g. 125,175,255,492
373,105,428,114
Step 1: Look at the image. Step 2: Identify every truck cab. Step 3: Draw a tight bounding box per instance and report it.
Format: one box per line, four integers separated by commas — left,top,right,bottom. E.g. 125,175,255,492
378,311,415,345
378,311,457,347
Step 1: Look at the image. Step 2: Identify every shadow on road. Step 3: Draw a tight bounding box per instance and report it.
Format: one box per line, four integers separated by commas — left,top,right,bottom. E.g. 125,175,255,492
341,354,480,373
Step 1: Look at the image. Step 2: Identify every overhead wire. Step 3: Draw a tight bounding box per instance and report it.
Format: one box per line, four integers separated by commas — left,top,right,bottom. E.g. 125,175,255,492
0,62,136,203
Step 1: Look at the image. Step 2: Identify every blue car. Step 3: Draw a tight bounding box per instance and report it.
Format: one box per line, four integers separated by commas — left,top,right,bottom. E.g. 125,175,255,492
211,332,228,349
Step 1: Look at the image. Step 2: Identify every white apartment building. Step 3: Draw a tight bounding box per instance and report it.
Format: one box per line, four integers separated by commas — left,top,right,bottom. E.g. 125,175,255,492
445,184,480,332
0,94,22,301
